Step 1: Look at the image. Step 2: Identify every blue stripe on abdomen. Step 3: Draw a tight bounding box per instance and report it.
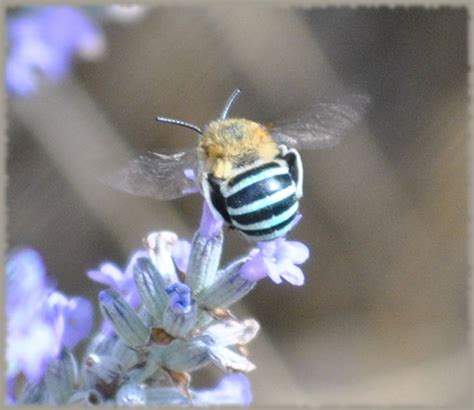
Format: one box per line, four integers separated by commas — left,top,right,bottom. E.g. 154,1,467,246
226,174,292,209
232,202,299,230
227,185,295,215
239,212,298,241
225,166,288,197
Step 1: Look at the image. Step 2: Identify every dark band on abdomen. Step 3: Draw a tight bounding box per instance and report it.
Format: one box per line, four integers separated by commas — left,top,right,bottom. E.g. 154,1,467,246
230,194,297,225
239,212,298,239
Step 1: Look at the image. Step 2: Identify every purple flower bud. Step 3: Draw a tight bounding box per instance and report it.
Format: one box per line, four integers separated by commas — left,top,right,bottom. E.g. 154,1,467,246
241,238,309,285
199,201,223,239
165,282,192,313
162,283,197,338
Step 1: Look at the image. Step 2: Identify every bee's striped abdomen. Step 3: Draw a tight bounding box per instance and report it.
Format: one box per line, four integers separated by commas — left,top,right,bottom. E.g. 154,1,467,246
222,162,299,241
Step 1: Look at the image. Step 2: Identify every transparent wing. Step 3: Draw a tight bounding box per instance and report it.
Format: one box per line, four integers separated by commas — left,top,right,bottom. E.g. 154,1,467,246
271,94,370,150
101,149,199,200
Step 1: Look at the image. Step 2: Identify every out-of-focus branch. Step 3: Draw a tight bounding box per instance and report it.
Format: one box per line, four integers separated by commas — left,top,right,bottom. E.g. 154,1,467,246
10,77,189,254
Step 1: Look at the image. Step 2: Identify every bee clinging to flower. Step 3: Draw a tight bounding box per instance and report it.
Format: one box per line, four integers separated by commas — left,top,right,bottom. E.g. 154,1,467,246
105,89,369,242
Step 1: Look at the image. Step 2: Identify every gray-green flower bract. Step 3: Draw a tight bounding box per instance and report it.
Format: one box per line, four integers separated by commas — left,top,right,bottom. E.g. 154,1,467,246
98,289,149,348
133,256,169,322
44,348,79,404
185,229,224,293
195,258,256,308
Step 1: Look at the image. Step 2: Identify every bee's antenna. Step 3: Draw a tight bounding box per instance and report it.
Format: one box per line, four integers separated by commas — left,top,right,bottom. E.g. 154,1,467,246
220,88,241,119
155,117,203,135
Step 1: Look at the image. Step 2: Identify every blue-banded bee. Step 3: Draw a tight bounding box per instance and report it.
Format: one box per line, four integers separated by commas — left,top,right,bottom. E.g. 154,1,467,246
105,89,369,241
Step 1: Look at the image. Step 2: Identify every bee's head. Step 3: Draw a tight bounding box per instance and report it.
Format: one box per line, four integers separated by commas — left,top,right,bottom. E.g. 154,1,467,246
198,118,279,179
155,88,278,179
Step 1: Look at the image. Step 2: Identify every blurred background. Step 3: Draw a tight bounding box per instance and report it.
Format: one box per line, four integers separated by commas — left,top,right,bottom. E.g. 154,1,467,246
7,5,470,406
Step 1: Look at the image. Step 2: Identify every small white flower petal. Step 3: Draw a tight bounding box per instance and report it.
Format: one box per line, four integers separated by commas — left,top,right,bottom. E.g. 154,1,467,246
208,346,256,373
280,264,305,286
96,263,123,285
279,240,310,264
266,260,283,284
144,232,180,285
205,319,260,346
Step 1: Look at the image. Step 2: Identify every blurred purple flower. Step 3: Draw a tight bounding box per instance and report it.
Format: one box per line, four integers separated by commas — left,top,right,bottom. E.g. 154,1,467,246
6,6,104,96
6,247,48,316
6,247,94,400
194,373,252,406
241,238,309,286
6,248,59,387
47,292,94,350
36,7,104,59
87,249,147,310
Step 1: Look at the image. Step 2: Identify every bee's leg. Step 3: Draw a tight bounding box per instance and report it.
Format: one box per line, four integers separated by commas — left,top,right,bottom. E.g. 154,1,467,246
277,144,289,157
281,148,303,199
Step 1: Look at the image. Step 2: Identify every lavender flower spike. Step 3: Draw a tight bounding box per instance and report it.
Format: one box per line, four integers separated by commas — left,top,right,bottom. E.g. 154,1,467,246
8,180,310,405
241,237,310,285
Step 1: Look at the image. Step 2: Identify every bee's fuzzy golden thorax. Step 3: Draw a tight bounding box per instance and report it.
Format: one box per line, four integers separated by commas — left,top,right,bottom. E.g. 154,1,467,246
198,118,279,179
